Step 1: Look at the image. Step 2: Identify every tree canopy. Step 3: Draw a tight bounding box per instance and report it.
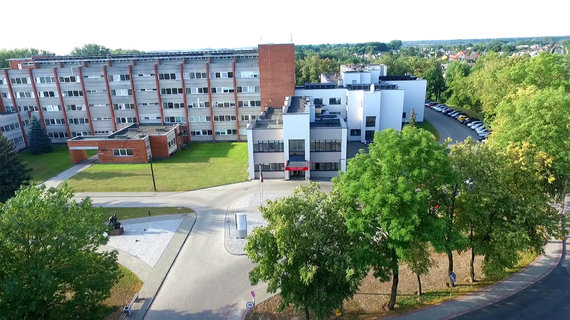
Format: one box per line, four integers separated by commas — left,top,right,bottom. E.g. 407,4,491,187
28,116,53,154
0,48,53,68
246,183,365,320
0,135,30,203
0,185,119,319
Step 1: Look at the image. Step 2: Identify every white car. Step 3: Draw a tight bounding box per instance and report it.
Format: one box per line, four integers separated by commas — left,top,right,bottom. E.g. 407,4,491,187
467,121,483,128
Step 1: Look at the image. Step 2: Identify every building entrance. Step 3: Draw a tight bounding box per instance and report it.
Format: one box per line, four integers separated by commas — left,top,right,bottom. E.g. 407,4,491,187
289,170,306,179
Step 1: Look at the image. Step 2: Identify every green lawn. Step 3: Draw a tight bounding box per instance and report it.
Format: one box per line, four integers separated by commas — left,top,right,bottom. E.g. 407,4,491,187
104,265,143,320
99,207,192,221
67,142,248,192
20,145,95,182
416,120,441,141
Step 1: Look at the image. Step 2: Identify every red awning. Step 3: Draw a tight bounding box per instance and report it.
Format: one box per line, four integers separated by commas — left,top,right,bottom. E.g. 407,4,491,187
286,160,309,171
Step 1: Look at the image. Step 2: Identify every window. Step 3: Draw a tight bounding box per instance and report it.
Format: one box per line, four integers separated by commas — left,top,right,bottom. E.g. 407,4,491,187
350,129,361,136
402,112,407,119
1,93,9,98
212,71,233,79
365,116,376,127
42,105,62,112
190,129,212,136
92,117,111,121
289,139,305,156
211,87,234,93
188,72,207,79
35,76,56,83
160,87,183,95
310,140,342,152
45,118,66,125
186,87,209,94
10,77,28,84
1,122,20,132
238,71,259,79
237,86,260,93
213,101,235,108
89,103,109,107
110,89,132,96
15,91,33,98
39,91,58,98
310,162,340,171
68,118,89,125
165,116,186,123
113,148,134,157
253,140,284,152
84,74,104,79
138,102,159,107
215,129,238,135
168,138,177,147
213,115,236,122
238,100,261,107
188,115,211,122
47,132,68,138
86,89,107,93
187,101,209,108
114,103,135,110
158,73,177,80
94,130,112,135
254,163,284,172
136,73,155,77
66,104,85,111
109,74,130,82
136,88,157,92
59,76,79,83
12,137,24,145
62,90,84,97
329,98,341,105
240,114,256,121
116,117,137,124
71,132,90,137
18,105,38,112
162,102,184,109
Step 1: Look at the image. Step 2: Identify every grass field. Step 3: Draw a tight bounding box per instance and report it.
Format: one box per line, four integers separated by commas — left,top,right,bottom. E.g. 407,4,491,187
20,145,95,182
104,265,143,320
67,142,248,192
99,207,192,221
416,120,441,141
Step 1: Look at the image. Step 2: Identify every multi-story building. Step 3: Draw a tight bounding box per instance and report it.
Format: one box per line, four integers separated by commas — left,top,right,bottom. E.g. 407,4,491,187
247,64,427,180
0,44,295,150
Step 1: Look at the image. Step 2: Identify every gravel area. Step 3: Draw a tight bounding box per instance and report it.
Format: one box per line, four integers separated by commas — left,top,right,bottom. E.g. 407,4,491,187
225,192,291,255
107,218,183,267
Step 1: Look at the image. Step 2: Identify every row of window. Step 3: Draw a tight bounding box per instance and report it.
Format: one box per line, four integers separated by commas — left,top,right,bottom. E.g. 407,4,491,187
113,148,133,157
253,140,284,153
310,140,342,152
165,116,186,123
71,131,90,137
215,129,238,135
12,136,24,145
310,162,340,171
213,115,236,122
255,163,285,172
48,132,68,138
1,122,20,132
190,129,212,136
109,74,130,82
167,138,176,148
114,103,135,110
19,105,38,112
62,90,83,97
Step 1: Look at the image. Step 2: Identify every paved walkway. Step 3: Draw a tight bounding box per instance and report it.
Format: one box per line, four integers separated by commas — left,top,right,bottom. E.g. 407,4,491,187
101,213,197,320
42,154,98,189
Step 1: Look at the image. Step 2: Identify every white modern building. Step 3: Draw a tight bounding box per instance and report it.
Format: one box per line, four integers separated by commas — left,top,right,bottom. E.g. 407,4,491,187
247,64,427,180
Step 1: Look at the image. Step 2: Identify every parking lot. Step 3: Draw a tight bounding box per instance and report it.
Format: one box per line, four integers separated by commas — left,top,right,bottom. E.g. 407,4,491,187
424,107,480,144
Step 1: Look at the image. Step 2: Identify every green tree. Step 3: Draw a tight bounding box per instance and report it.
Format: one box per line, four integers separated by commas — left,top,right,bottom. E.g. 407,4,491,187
70,44,111,56
246,183,365,320
442,61,471,104
0,185,119,319
334,126,452,310
388,40,403,51
0,135,30,203
424,63,446,101
490,87,570,233
28,116,53,154
0,48,53,68
109,48,144,55
404,240,433,296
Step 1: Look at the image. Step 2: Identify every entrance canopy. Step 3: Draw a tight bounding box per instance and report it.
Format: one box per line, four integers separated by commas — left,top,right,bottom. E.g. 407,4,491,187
286,160,309,171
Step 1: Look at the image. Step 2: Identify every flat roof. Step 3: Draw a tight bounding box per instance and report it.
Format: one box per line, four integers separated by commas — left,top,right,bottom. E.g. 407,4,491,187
250,107,283,129
310,118,342,128
379,75,419,81
70,124,178,141
346,83,399,91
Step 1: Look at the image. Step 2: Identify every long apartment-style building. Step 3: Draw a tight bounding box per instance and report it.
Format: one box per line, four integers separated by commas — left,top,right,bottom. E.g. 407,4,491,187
0,44,295,151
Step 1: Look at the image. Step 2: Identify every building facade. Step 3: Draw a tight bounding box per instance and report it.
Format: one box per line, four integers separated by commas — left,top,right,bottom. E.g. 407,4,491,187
0,44,295,149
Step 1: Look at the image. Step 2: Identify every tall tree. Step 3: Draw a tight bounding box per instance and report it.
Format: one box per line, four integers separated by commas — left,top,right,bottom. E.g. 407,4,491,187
334,126,452,310
0,185,119,319
0,48,53,68
246,183,365,320
388,40,403,51
0,135,30,203
490,86,570,235
28,116,53,154
70,44,111,56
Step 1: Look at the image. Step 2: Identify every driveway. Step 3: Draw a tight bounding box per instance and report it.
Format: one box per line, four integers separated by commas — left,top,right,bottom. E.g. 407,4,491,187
424,107,480,144
81,180,331,319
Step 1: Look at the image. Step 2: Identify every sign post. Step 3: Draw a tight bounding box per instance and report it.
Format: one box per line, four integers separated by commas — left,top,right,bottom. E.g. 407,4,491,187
251,290,256,305
449,271,456,298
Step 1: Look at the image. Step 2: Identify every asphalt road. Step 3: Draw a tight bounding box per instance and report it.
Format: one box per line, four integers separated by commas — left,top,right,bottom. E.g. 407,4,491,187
423,107,480,144
454,197,570,320
83,180,330,320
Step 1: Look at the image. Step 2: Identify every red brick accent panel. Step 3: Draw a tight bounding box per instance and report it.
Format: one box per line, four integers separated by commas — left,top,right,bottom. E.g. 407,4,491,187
149,135,170,158
67,139,150,164
8,59,35,70
69,150,87,163
258,44,295,109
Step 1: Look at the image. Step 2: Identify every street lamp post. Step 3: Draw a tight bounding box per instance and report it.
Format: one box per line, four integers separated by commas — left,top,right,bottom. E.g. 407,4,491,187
150,156,157,192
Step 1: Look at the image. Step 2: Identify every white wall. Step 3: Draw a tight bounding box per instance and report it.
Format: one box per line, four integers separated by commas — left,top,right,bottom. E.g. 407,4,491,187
379,89,405,131
246,127,255,179
385,79,427,122
361,90,382,142
294,88,347,118
283,112,310,180
346,90,363,141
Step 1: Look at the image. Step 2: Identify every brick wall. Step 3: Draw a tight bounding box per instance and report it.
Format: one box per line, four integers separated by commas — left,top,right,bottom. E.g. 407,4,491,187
67,139,150,164
149,135,170,159
258,44,295,109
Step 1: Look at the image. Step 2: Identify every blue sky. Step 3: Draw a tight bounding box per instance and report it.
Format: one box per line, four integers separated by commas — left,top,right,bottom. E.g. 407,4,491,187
4,0,568,54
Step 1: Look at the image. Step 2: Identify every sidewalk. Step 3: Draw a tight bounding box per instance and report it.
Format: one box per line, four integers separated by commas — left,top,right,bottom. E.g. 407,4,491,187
41,154,98,189
387,240,563,320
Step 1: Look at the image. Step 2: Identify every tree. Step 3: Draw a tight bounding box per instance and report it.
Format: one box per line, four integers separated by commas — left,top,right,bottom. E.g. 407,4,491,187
334,126,453,310
246,183,365,320
0,185,119,319
424,63,446,101
404,240,433,296
0,135,30,203
0,48,53,68
70,44,111,56
388,40,403,51
28,116,52,154
110,48,144,55
490,87,570,237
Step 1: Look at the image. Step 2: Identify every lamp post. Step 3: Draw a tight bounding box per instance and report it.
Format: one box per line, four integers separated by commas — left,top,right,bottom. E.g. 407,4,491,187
149,155,157,192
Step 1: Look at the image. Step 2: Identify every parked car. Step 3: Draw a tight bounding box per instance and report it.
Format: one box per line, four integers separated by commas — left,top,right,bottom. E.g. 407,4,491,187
457,115,468,122
475,127,488,134
453,113,466,119
467,121,483,129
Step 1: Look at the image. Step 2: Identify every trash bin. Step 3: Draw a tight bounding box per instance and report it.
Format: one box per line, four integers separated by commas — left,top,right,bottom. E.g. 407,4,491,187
235,213,247,239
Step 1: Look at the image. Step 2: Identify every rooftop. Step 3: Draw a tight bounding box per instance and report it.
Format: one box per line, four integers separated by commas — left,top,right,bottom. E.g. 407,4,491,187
284,96,308,114
249,107,283,129
346,83,399,91
70,124,179,141
378,75,419,81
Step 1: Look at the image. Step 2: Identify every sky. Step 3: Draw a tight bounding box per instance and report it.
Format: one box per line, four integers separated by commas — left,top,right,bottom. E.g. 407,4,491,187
2,0,569,55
